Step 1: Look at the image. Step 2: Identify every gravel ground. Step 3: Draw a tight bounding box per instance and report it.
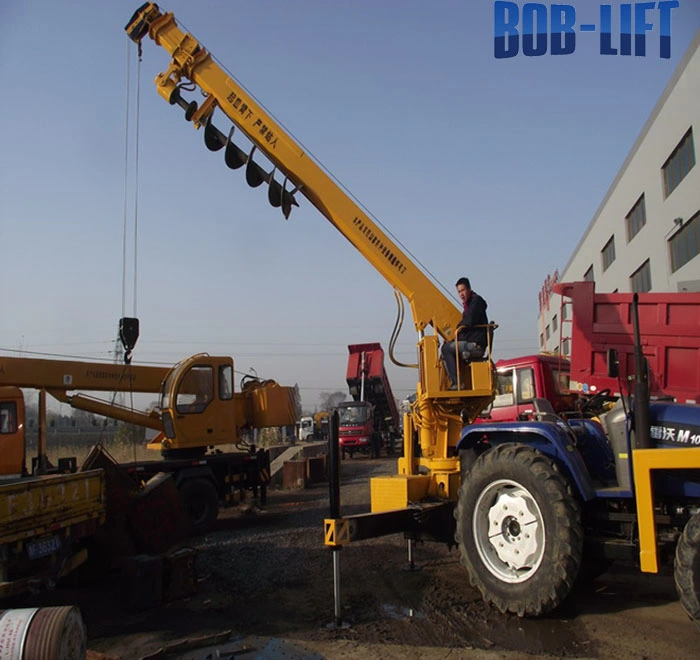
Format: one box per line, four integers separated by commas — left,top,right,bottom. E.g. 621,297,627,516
10,453,699,660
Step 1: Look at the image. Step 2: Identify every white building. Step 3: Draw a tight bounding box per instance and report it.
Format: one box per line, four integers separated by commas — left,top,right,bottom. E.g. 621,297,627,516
539,30,700,355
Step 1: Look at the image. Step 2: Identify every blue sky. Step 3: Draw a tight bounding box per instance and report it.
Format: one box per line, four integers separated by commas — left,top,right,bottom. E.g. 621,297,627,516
2,1,699,410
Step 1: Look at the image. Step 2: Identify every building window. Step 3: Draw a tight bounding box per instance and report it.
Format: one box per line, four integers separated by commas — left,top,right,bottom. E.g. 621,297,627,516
602,235,616,271
562,303,569,321
626,195,646,242
562,339,570,356
663,128,695,197
669,211,700,273
545,325,551,340
631,259,652,293
552,315,558,333
539,333,544,348
584,265,594,281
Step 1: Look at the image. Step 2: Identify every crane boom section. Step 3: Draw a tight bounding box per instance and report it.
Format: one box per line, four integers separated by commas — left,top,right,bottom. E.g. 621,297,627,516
126,3,460,339
0,356,167,393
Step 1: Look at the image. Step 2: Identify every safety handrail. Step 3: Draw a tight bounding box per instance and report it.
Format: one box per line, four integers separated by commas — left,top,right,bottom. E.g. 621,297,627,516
453,323,498,391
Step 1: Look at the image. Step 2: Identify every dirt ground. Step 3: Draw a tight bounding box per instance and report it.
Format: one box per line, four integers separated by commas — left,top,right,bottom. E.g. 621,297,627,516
13,455,699,660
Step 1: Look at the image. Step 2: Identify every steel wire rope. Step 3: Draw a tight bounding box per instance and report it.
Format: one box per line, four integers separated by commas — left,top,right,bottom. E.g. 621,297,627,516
113,39,144,463
95,39,135,455
132,47,142,320
121,38,131,321
121,39,142,325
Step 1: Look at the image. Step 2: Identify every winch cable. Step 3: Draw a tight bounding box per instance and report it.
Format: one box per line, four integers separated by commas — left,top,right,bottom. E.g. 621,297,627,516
107,38,144,463
126,39,143,464
96,39,134,452
121,37,131,328
131,42,142,327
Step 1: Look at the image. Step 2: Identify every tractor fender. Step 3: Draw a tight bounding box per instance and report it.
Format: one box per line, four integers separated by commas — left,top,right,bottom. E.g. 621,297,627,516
457,421,596,502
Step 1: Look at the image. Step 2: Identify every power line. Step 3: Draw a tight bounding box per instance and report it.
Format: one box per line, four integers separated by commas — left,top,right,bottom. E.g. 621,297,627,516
9,336,539,351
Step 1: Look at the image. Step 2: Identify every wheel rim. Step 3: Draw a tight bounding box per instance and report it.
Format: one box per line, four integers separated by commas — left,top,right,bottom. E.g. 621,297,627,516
472,478,545,583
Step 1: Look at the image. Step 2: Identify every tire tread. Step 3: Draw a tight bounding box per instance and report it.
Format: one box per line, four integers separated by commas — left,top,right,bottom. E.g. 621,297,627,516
455,443,583,617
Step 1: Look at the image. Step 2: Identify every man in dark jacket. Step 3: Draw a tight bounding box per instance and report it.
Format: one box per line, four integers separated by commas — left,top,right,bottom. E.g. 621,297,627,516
440,277,488,389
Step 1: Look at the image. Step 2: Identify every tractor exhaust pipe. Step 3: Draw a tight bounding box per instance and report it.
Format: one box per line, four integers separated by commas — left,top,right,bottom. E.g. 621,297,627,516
632,293,652,449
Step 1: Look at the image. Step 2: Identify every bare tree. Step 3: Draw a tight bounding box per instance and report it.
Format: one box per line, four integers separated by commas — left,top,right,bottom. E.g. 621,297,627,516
292,384,303,419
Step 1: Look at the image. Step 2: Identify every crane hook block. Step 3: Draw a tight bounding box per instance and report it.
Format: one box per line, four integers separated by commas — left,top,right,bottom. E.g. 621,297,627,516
119,317,140,364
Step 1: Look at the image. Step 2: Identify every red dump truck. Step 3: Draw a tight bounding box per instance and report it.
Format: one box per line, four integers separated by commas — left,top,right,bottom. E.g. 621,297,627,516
337,343,401,458
481,282,700,424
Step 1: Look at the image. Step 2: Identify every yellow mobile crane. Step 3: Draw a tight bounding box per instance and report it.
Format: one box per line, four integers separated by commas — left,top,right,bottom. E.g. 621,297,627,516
0,353,297,530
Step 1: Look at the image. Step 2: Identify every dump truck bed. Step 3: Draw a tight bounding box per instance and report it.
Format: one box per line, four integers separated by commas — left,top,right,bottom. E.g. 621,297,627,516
555,281,700,403
346,343,400,430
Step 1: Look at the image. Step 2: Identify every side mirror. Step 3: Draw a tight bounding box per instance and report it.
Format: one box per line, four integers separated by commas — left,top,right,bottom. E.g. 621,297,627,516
607,348,619,378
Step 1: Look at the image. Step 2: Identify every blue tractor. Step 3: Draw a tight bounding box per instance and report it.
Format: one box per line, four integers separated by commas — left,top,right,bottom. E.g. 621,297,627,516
455,295,700,620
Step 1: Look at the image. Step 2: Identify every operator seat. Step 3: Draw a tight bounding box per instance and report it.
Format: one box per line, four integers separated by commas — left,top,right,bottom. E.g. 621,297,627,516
460,322,496,363
455,322,497,392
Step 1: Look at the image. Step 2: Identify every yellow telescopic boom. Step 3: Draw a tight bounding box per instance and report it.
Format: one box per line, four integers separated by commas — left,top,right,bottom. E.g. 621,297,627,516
125,3,495,506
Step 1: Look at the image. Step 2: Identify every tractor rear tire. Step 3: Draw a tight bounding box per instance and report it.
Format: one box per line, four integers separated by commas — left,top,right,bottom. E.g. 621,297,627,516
179,478,219,534
455,443,583,617
674,511,700,623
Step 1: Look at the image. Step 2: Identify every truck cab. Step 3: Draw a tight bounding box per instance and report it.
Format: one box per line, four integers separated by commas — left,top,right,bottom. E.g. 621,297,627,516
298,416,315,442
478,354,575,423
0,386,25,478
336,400,380,458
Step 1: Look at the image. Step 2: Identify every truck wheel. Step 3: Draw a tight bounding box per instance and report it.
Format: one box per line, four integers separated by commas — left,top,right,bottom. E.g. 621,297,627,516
179,478,219,534
455,443,583,617
674,511,700,623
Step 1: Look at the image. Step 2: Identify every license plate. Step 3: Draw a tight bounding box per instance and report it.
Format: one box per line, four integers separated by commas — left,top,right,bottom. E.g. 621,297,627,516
26,535,61,560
